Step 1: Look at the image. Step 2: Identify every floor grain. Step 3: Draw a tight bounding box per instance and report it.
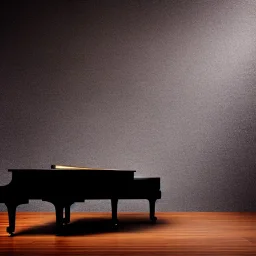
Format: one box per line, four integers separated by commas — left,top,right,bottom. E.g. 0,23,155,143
0,212,256,255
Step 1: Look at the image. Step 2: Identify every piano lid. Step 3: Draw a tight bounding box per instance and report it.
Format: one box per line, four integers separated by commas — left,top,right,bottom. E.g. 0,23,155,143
51,164,123,170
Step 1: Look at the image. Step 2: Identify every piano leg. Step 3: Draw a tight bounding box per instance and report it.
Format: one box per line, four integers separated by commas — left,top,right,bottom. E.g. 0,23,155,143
5,202,17,236
64,204,72,224
149,199,157,223
43,199,68,234
111,198,119,227
5,200,28,236
53,203,64,234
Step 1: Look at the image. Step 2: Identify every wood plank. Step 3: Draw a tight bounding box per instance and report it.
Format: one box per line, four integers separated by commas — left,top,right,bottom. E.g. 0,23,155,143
0,212,256,255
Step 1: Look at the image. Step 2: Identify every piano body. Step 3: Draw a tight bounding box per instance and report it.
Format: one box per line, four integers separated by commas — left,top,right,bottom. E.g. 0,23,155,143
0,165,161,236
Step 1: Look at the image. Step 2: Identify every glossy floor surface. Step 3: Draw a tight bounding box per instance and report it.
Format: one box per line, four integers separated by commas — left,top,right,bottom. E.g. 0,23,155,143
0,212,256,255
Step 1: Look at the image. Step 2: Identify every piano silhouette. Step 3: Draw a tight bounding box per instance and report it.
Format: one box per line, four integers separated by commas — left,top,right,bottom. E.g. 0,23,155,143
0,165,161,236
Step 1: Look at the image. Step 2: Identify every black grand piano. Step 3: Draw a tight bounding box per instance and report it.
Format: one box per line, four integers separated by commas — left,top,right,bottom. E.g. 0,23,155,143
0,165,161,236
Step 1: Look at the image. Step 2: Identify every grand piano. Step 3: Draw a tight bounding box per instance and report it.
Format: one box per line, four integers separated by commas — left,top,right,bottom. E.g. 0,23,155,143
0,165,161,236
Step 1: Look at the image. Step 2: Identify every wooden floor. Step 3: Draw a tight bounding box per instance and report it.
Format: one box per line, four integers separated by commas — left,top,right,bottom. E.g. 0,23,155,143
0,212,256,255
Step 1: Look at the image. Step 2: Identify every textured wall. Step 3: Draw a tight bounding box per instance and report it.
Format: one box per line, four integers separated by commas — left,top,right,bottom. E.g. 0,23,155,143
1,0,256,212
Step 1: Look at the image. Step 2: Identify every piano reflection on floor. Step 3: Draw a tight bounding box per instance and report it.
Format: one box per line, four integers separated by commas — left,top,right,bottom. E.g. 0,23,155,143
0,165,161,236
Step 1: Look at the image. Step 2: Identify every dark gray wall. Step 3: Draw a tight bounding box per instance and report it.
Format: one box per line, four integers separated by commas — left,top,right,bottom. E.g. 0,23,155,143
1,0,256,212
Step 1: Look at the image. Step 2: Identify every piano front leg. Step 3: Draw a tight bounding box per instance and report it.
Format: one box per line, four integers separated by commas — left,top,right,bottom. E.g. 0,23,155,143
111,198,119,227
54,203,64,234
148,198,157,223
5,199,28,236
5,202,17,236
43,199,65,234
64,203,73,225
